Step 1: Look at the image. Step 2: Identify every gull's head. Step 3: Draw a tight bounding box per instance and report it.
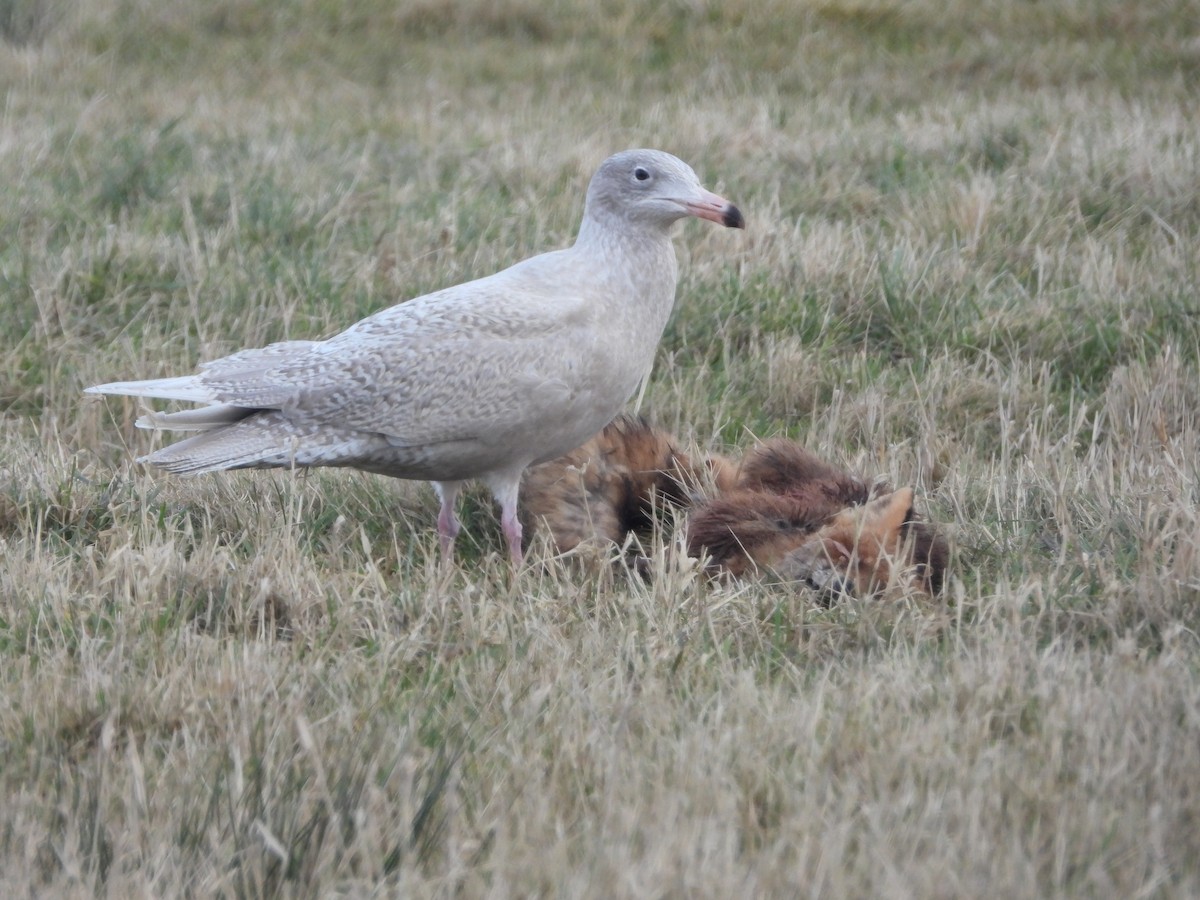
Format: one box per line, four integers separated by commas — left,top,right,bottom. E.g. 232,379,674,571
582,149,745,234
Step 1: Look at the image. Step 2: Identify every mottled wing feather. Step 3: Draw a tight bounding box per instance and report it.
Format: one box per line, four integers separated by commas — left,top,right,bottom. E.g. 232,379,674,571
196,339,323,375
193,266,594,447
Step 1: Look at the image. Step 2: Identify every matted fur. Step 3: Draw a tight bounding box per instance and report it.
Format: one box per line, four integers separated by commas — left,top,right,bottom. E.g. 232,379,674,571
688,440,949,597
521,415,737,552
523,419,949,597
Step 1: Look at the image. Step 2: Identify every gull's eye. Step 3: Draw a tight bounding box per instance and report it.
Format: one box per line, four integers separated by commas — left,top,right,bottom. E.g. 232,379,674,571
633,166,651,182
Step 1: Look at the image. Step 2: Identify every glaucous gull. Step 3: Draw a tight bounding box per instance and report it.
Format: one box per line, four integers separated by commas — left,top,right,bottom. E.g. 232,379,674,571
86,149,745,564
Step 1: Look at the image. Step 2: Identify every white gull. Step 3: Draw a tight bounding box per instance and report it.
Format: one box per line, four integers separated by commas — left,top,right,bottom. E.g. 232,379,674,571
86,149,745,564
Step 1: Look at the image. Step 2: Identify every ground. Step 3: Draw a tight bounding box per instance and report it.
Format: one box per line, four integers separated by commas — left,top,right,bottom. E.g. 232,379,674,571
1,0,1199,895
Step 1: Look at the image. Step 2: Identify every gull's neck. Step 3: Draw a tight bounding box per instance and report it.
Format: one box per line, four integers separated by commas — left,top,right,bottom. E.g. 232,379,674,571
573,206,675,258
570,207,681,326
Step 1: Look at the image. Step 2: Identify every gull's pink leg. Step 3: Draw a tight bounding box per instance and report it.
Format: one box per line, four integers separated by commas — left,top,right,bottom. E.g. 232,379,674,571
500,502,524,566
432,481,463,556
486,470,525,567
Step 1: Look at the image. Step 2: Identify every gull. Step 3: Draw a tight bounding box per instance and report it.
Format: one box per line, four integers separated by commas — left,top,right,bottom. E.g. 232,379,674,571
86,149,745,564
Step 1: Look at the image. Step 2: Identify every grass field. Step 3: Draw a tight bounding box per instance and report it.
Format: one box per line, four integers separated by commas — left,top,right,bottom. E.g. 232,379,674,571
2,0,1199,895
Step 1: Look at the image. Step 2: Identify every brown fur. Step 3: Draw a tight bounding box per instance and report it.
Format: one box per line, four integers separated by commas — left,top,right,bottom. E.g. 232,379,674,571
683,490,839,577
767,488,949,597
521,415,733,553
688,440,949,597
735,438,870,506
522,420,950,597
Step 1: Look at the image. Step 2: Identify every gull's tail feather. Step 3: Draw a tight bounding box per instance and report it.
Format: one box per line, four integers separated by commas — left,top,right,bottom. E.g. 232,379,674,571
85,375,217,403
136,405,256,432
139,412,380,477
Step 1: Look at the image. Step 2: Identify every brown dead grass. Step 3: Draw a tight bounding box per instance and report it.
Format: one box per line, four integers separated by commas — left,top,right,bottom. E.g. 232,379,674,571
1,0,1199,895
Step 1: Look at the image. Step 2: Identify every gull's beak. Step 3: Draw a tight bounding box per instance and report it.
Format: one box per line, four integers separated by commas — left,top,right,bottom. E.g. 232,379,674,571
683,189,745,229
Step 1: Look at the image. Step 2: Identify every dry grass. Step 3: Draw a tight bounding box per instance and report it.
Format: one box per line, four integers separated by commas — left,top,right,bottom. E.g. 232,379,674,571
2,0,1199,895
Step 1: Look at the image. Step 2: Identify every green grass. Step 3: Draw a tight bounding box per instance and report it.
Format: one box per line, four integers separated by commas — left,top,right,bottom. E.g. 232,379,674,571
1,0,1200,895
